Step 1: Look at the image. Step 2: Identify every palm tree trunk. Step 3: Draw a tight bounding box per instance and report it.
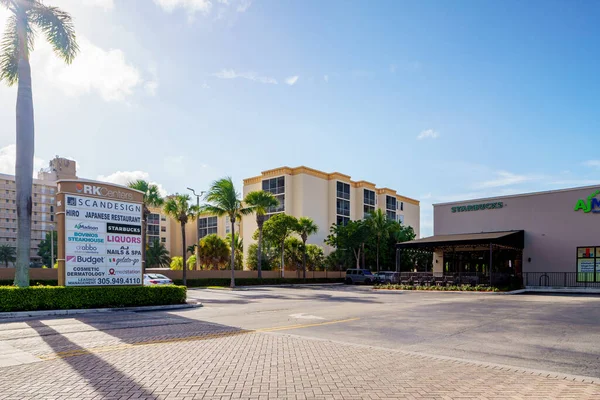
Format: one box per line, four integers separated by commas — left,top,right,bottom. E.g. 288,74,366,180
14,22,34,288
302,239,307,282
230,219,236,288
376,237,380,273
281,241,285,278
181,223,187,286
257,220,263,279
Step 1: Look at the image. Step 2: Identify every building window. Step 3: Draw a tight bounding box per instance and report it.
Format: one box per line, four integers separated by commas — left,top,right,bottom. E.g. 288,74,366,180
50,215,54,222
386,195,397,212
337,215,350,226
147,213,160,225
336,198,350,216
148,236,160,244
262,176,285,213
398,214,404,224
363,189,375,218
147,225,160,236
50,205,54,213
198,216,218,238
337,181,350,200
386,210,396,221
576,247,599,282
400,202,404,211
161,226,166,232
161,237,166,243
161,215,166,221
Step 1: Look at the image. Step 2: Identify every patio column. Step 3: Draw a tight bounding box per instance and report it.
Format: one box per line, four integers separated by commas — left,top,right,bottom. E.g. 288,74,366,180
489,243,493,287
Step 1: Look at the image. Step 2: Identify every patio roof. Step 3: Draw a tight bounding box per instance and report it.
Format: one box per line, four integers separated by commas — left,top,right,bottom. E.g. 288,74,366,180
396,230,525,250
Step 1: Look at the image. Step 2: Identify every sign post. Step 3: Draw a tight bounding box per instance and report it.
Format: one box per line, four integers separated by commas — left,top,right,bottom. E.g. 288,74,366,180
57,181,144,286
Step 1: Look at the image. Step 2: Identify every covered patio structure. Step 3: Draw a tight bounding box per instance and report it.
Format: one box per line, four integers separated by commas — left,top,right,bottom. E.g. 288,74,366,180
396,230,525,286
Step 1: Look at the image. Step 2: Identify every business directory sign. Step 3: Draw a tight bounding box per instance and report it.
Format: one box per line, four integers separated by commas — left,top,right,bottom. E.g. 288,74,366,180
57,181,145,286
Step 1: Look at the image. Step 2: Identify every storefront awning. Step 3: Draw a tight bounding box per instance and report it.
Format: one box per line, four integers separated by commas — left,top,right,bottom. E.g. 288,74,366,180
397,230,525,250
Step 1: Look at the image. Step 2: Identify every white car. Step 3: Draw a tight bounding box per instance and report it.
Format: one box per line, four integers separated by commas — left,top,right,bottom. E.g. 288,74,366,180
143,273,173,285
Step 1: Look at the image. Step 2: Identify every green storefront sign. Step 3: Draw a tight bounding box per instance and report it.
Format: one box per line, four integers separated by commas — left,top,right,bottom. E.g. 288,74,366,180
574,189,600,214
451,202,504,213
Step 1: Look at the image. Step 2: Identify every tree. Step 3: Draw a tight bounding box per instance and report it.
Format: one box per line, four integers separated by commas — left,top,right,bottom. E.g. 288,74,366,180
261,213,298,277
37,231,57,268
201,177,252,288
1,1,78,287
163,194,199,286
365,209,391,272
146,240,170,268
246,242,278,271
305,244,325,271
325,220,370,269
186,244,197,255
0,244,16,267
197,234,230,270
244,190,279,279
128,180,164,271
295,217,318,281
186,254,197,270
169,256,192,271
225,232,244,270
284,237,303,272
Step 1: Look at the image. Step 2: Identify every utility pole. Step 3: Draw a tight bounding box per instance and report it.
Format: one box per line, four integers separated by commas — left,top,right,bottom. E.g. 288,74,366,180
50,223,54,268
187,188,204,270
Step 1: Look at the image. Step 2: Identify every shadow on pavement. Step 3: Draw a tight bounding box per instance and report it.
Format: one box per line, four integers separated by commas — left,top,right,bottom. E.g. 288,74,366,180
25,320,159,399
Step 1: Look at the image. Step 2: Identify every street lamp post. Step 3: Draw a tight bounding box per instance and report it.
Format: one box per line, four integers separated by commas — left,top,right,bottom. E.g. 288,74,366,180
187,188,204,270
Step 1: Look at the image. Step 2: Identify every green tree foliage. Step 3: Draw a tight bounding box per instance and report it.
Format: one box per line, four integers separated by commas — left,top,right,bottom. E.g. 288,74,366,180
202,177,252,287
225,233,244,270
295,217,318,280
1,0,78,287
365,209,392,272
305,244,325,271
260,213,298,274
187,244,197,255
37,231,57,267
246,242,278,271
0,244,16,267
170,256,193,270
244,190,279,278
284,237,303,270
146,240,170,268
325,220,370,269
197,234,229,270
163,194,199,285
186,255,197,269
127,180,164,218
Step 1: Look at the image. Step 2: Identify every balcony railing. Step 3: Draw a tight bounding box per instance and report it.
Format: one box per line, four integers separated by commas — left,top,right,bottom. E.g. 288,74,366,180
524,272,600,288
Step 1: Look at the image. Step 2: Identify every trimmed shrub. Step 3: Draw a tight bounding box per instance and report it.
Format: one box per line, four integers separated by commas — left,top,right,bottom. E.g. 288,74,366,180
177,277,344,287
0,285,187,312
373,284,499,292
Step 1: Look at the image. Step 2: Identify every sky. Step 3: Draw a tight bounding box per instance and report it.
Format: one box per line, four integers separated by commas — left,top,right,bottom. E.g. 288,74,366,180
0,0,599,237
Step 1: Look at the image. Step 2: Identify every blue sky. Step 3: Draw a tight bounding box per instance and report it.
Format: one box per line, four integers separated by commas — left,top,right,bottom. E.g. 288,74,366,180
0,0,599,237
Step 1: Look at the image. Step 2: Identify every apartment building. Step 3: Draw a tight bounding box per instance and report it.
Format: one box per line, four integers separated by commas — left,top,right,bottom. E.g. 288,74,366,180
0,157,77,265
241,166,420,256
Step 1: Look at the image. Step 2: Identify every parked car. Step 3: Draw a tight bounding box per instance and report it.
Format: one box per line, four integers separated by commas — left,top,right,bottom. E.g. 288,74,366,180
345,269,375,284
374,271,400,284
143,273,173,285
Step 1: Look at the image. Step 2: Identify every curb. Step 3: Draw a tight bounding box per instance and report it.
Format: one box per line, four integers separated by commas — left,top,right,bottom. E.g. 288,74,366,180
0,302,202,320
189,283,344,290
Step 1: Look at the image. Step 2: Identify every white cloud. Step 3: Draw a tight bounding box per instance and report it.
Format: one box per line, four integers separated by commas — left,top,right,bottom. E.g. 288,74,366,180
33,36,148,102
201,82,210,89
144,67,160,96
417,129,439,140
0,145,45,177
285,76,299,86
583,160,600,168
211,69,278,84
80,0,115,10
323,75,329,82
97,171,168,197
475,171,536,189
154,0,213,15
236,0,252,12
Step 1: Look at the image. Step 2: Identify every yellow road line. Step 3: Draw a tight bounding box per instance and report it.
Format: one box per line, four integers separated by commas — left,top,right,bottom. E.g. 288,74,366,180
38,317,359,361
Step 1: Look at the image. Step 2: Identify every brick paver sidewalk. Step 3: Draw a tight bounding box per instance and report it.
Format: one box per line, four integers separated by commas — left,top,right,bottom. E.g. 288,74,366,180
0,323,598,400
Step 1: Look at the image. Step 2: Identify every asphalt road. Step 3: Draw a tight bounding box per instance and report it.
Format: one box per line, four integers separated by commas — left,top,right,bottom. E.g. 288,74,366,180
184,285,600,378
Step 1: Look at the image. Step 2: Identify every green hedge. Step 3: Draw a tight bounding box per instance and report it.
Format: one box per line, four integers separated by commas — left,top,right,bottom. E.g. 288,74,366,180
178,277,344,287
0,285,187,312
0,280,59,287
374,284,499,292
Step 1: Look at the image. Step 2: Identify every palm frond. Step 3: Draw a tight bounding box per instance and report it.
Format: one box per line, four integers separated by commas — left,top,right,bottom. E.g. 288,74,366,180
199,204,227,217
29,3,78,63
0,15,18,85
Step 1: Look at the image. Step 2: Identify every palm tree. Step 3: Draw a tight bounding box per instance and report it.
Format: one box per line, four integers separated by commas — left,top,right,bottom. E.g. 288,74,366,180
366,209,391,272
146,240,170,269
244,190,278,278
163,194,199,286
1,1,78,287
0,244,16,267
186,244,197,255
201,177,252,288
225,232,244,270
296,217,318,281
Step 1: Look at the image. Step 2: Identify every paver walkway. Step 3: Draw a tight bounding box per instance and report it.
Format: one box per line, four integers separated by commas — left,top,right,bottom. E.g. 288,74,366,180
0,316,598,399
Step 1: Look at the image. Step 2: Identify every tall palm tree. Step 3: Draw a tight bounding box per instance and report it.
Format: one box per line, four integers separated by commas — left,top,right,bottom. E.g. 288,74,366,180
201,177,252,288
1,0,78,287
244,190,278,278
225,232,244,270
0,244,16,267
163,194,199,286
366,209,391,272
296,217,318,281
146,240,170,269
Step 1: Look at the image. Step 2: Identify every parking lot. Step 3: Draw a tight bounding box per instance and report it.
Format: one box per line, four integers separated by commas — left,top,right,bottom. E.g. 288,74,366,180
1,285,600,399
